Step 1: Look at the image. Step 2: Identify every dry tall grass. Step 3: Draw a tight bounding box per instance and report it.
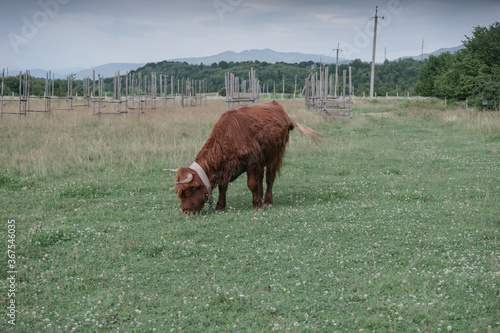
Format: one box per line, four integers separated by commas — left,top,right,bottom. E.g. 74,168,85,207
401,99,500,134
0,99,322,178
355,98,500,134
1,98,498,178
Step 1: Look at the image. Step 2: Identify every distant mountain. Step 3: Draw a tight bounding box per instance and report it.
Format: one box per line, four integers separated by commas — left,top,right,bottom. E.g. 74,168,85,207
170,48,350,65
8,46,465,80
8,63,145,79
169,46,465,65
6,68,56,79
71,63,145,79
398,45,464,61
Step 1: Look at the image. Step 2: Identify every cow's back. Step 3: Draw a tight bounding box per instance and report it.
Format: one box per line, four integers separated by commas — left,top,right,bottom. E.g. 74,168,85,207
196,101,293,176
223,100,292,146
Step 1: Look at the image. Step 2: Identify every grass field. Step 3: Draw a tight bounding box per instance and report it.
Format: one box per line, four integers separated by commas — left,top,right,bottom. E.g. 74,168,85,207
1,98,499,332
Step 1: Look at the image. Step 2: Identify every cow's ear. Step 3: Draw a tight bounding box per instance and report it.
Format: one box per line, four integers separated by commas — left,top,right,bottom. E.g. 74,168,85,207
163,168,179,173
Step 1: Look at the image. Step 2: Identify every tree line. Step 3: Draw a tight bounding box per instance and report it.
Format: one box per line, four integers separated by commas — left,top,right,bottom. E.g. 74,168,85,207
415,21,500,107
131,57,423,98
1,58,423,99
1,74,83,98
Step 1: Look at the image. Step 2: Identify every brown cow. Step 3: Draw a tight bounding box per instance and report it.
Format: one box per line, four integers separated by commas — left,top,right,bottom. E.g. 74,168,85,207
165,100,322,214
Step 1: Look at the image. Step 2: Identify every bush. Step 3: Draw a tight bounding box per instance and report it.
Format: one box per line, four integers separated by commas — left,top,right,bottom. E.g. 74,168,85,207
218,87,226,97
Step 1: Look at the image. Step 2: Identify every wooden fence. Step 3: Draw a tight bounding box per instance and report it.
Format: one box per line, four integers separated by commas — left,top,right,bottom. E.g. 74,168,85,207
224,68,259,110
92,71,207,116
305,66,352,119
0,68,207,120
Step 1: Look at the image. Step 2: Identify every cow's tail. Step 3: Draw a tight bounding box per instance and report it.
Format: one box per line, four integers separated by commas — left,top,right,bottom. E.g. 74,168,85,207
293,122,324,142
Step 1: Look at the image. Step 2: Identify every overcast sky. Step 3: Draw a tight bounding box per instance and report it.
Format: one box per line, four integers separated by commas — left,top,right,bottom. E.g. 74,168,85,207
1,0,499,71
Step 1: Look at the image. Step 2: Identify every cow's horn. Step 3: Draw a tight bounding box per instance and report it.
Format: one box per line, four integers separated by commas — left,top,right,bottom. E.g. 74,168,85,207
163,168,178,173
175,173,193,185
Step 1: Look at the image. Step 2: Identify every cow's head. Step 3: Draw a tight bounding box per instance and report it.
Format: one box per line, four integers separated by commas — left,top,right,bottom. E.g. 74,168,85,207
165,167,209,214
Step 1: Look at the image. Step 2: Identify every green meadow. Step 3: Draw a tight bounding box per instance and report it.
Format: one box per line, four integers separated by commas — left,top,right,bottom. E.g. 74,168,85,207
0,98,499,332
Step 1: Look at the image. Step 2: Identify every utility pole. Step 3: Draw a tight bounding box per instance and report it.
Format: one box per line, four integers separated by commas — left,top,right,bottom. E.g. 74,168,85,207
370,6,384,102
333,43,342,98
421,39,425,61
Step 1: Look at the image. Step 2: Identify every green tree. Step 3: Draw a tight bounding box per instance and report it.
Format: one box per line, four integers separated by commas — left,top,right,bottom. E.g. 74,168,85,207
464,21,500,104
416,21,500,105
415,53,453,97
218,61,229,70
463,21,500,68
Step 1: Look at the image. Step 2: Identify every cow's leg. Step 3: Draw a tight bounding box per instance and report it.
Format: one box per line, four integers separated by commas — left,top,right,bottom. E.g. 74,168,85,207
247,166,264,211
264,164,278,207
215,183,228,212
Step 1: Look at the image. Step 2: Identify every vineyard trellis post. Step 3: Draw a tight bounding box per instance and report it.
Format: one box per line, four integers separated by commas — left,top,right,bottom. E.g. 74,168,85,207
19,71,28,118
1,66,208,120
225,68,259,110
305,65,352,119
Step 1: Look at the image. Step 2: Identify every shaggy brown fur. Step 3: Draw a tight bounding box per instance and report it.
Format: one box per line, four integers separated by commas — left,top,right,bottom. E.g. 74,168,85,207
171,100,321,214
